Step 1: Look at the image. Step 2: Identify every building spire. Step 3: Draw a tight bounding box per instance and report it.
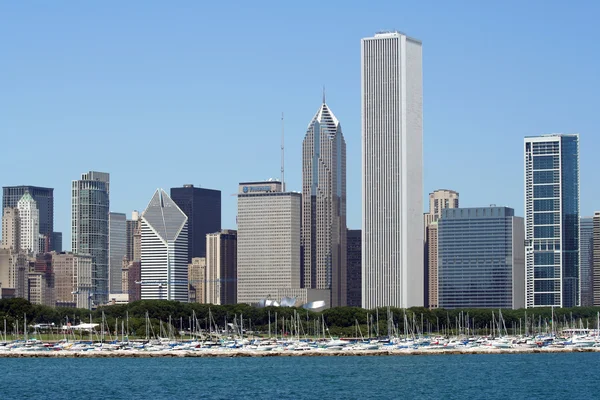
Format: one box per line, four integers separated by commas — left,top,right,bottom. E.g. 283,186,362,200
322,86,326,104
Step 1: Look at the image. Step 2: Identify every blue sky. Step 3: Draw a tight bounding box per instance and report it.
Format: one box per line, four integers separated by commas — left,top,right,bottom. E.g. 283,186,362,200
1,1,599,249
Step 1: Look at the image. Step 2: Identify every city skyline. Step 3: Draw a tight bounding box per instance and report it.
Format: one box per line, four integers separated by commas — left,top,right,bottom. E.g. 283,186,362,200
2,2,599,249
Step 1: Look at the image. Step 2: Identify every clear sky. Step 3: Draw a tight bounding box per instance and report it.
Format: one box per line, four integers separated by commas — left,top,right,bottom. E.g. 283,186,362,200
1,1,599,249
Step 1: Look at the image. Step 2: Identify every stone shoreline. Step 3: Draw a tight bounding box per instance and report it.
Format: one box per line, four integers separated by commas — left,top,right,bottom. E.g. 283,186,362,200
1,347,599,358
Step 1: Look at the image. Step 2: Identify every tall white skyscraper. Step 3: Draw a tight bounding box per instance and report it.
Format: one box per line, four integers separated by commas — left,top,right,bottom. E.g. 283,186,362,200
17,192,40,256
140,189,188,302
525,134,580,308
361,31,423,309
72,171,110,306
302,98,347,307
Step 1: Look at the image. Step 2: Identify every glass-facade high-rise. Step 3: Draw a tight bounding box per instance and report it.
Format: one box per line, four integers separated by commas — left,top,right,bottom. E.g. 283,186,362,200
72,171,110,306
525,134,580,308
170,185,221,262
438,207,525,309
108,212,127,295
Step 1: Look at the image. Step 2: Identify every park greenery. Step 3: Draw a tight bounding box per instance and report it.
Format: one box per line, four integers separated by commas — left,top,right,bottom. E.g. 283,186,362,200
1,298,600,338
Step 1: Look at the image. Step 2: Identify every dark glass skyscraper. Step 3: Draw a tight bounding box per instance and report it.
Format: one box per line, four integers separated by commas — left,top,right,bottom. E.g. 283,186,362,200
2,186,57,251
170,185,221,262
346,229,361,307
525,134,580,308
580,217,594,306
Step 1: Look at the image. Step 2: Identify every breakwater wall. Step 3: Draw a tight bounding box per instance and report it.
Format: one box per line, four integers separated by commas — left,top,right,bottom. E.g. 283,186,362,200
1,347,599,358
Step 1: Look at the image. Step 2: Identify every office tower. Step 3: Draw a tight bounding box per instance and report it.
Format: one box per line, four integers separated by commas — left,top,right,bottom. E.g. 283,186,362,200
580,217,594,306
525,134,580,308
170,185,221,261
51,232,62,253
17,193,40,255
3,186,56,251
125,211,140,262
122,261,141,302
52,252,93,308
438,207,525,309
188,257,206,303
237,181,301,304
0,248,27,298
27,272,55,307
72,171,110,306
1,208,20,251
593,212,600,305
424,189,459,308
206,229,237,305
140,189,188,302
361,31,423,308
108,212,127,294
346,229,362,307
302,98,347,307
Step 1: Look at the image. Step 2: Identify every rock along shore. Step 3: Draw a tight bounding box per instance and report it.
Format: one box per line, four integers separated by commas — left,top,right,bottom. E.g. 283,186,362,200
1,347,600,358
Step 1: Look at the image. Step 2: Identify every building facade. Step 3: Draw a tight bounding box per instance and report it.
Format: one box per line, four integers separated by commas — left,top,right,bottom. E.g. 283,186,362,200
438,207,525,309
170,185,221,261
188,257,206,303
17,193,40,255
580,217,594,306
206,229,237,305
72,171,110,306
1,207,20,251
52,252,93,308
3,186,58,252
525,134,580,308
237,181,301,304
108,212,127,295
361,31,423,308
593,212,600,306
302,99,347,307
424,189,459,309
346,229,361,307
140,189,188,302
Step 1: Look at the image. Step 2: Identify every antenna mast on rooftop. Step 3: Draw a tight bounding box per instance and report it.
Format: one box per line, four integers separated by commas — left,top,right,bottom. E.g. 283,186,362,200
281,112,285,192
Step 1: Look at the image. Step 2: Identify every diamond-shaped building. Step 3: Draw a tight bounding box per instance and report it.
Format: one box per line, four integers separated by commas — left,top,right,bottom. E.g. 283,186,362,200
140,189,189,302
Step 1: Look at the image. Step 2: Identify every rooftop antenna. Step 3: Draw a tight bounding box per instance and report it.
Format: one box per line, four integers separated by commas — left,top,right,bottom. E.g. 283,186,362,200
281,112,285,192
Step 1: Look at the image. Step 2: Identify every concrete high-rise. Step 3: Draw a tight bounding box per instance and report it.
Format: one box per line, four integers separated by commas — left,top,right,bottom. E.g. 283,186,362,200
3,186,57,251
188,257,206,303
1,208,20,251
424,189,459,308
580,217,594,306
593,212,600,306
525,134,580,308
140,189,188,302
302,98,347,307
438,207,525,309
206,229,237,305
237,181,301,304
52,252,93,308
72,171,110,306
109,212,127,295
361,31,423,308
346,229,362,307
170,185,221,261
17,193,40,255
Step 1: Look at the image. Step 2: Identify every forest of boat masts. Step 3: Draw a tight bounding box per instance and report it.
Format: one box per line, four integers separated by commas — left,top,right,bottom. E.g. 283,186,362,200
2,299,600,342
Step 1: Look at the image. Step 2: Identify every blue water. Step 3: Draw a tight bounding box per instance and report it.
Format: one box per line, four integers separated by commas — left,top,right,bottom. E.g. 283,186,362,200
1,353,599,399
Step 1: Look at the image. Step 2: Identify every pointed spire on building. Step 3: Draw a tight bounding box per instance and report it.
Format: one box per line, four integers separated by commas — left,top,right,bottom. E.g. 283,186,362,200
322,86,326,104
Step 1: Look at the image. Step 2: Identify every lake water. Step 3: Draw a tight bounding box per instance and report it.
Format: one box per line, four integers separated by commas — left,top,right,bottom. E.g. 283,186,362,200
1,353,599,399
